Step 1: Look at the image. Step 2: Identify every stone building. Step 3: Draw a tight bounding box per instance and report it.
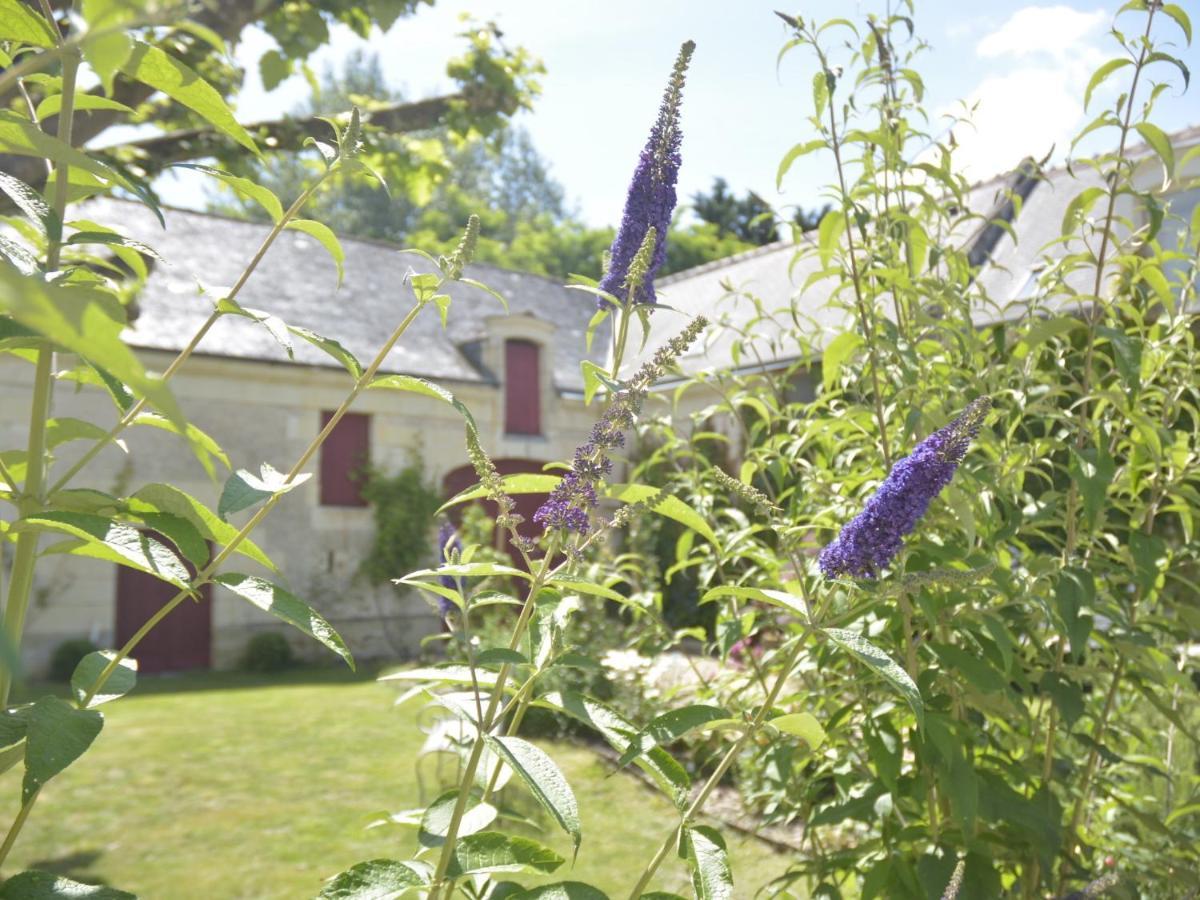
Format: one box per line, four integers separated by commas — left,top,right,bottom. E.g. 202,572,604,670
1,197,606,674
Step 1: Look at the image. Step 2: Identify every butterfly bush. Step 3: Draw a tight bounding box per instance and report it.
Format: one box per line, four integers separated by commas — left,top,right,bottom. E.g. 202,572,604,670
819,397,991,578
534,315,709,535
596,40,694,308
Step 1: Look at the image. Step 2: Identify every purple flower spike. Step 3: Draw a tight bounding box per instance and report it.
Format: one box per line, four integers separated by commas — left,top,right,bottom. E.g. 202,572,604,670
436,521,461,617
597,41,694,309
819,398,992,579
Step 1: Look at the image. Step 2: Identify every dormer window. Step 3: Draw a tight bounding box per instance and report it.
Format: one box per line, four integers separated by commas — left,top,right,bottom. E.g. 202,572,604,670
505,339,541,436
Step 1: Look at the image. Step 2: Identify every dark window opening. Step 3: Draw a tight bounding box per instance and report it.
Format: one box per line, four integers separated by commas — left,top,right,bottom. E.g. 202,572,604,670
319,411,370,506
505,339,541,435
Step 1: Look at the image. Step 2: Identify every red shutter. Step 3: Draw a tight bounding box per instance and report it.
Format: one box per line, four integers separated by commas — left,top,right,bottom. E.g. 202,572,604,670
505,339,541,435
319,411,370,506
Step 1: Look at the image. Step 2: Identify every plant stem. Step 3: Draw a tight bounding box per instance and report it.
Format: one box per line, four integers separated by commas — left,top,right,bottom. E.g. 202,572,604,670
427,546,558,899
47,178,331,495
610,301,633,381
820,51,892,469
0,45,80,708
625,633,809,899
0,792,38,868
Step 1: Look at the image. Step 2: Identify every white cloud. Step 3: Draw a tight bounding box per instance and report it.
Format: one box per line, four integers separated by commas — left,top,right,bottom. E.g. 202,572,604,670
976,5,1107,60
949,68,1083,181
947,5,1113,182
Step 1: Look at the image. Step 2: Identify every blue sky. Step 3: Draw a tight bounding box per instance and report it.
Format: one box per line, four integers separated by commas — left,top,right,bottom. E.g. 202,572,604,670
157,1,1200,228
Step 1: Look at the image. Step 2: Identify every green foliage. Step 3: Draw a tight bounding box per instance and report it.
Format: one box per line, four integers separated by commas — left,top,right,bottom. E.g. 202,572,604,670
359,461,443,588
47,638,97,683
239,632,295,673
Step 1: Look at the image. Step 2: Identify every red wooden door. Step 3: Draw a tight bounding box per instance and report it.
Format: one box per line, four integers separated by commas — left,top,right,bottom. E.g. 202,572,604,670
115,562,211,673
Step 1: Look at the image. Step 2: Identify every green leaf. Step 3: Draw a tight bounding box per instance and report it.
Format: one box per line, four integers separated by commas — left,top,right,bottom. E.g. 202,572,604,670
1134,121,1175,182
818,208,845,268
460,277,508,312
1069,445,1114,529
439,473,559,512
768,712,826,748
447,832,564,877
22,697,103,801
82,17,134,94
1083,58,1133,111
0,266,182,426
581,360,620,405
484,735,581,853
16,511,190,586
0,871,135,899
540,692,689,809
45,416,109,450
418,789,497,848
368,375,478,436
0,171,59,239
0,0,56,46
511,884,610,900
71,651,136,709
377,665,500,688
812,69,832,118
700,585,808,619
1162,4,1193,44
35,93,135,120
130,411,230,480
287,218,345,286
685,826,734,900
549,580,624,602
126,483,276,572
821,331,862,392
213,574,353,668
1013,316,1082,360
120,41,257,154
258,49,291,91
0,111,131,192
218,463,309,520
317,859,429,899
1060,186,1107,237
172,164,282,222
615,705,731,769
609,483,720,549
776,139,825,190
824,627,924,728
288,326,363,378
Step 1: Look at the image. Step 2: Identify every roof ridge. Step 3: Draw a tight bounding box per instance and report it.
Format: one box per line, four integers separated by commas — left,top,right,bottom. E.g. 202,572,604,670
96,195,576,288
657,235,806,286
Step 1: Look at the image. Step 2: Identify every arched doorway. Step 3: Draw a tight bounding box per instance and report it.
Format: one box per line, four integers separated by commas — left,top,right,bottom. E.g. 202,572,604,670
442,458,550,564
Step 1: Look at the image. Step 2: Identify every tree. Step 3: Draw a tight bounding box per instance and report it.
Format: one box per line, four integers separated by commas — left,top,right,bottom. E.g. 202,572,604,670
0,1,540,201
691,177,829,244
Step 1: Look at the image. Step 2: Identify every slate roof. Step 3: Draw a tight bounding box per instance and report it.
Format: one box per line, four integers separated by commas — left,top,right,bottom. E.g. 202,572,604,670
81,197,608,391
627,127,1197,380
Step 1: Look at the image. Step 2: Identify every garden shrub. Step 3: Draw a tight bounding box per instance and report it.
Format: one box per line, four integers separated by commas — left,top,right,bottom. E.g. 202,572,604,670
240,633,295,673
47,638,98,684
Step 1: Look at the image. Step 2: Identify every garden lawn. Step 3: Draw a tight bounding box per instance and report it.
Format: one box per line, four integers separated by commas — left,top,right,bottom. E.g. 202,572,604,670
3,669,793,898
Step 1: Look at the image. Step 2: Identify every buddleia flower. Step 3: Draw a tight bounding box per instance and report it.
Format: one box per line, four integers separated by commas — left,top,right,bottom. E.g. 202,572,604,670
596,40,694,309
534,317,708,535
819,398,991,579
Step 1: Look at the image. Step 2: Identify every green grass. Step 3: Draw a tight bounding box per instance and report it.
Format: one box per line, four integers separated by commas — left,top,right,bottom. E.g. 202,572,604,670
3,669,793,898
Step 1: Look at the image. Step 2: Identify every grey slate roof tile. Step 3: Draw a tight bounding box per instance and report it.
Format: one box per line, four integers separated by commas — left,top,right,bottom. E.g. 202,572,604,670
80,197,607,391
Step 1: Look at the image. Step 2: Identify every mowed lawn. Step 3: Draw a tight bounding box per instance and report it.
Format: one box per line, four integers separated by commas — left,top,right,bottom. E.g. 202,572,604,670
3,669,793,898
